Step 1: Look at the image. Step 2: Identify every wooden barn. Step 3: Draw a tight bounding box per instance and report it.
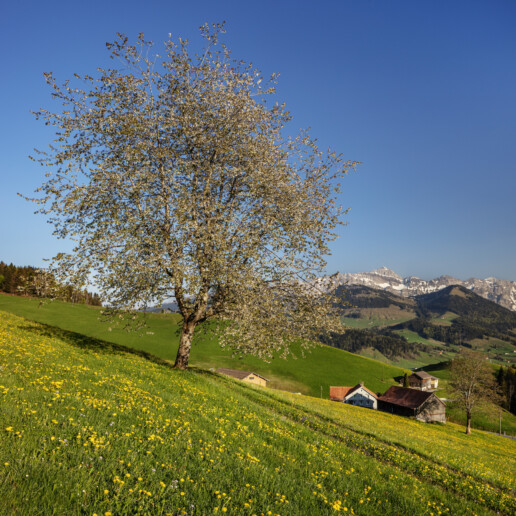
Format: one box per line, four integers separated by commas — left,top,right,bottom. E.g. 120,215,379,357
408,371,439,391
330,383,378,409
216,368,269,387
378,386,446,423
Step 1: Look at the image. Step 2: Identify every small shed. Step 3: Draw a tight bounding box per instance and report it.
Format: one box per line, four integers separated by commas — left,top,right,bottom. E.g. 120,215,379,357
216,368,269,387
330,383,378,409
408,371,439,391
378,386,446,423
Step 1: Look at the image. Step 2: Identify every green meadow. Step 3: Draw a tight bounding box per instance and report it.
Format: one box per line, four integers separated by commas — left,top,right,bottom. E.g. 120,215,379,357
393,328,442,348
1,310,515,515
429,311,459,326
2,294,515,435
0,294,406,396
340,309,415,330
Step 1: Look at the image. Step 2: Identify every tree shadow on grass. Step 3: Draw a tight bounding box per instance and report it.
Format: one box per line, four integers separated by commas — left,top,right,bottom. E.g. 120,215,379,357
419,361,451,372
20,321,177,370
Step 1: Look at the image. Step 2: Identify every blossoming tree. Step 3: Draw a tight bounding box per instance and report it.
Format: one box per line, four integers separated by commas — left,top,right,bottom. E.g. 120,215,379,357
29,24,356,369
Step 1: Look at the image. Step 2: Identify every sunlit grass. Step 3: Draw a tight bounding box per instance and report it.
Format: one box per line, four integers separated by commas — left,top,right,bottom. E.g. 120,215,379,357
0,294,406,396
1,310,515,515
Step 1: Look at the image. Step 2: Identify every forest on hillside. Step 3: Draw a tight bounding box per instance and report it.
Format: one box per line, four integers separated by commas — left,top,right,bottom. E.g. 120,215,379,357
0,261,101,306
322,328,430,360
416,286,516,338
393,307,516,347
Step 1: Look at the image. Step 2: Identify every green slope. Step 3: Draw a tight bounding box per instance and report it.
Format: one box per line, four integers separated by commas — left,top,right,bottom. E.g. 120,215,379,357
0,294,406,395
2,294,515,435
1,310,515,515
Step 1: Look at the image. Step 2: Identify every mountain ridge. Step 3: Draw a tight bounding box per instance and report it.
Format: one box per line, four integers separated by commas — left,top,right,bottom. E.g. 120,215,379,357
315,267,516,311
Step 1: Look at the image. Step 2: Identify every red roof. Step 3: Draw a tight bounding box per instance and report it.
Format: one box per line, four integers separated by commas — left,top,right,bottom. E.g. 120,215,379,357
330,386,354,400
330,384,378,401
378,386,443,409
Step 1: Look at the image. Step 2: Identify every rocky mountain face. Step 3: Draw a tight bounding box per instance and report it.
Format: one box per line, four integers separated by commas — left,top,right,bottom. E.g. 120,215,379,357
315,267,516,311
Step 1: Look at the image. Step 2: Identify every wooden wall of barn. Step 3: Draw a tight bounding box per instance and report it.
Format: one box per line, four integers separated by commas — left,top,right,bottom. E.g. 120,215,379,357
415,397,446,423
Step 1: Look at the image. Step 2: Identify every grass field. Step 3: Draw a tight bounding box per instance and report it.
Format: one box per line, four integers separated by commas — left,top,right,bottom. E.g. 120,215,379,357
340,307,415,329
2,310,515,515
0,294,406,396
389,350,456,370
2,294,515,435
352,347,453,372
429,312,459,326
468,336,516,358
388,328,454,369
393,328,443,348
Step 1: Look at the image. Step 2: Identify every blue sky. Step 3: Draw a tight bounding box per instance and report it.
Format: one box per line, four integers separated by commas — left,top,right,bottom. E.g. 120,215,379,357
1,0,515,281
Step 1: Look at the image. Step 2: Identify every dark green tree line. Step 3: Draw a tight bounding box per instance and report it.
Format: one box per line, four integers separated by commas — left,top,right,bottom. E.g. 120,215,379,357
0,261,101,306
496,365,516,415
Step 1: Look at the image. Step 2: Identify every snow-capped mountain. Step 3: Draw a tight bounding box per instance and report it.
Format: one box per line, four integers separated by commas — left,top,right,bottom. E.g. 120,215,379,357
315,267,516,311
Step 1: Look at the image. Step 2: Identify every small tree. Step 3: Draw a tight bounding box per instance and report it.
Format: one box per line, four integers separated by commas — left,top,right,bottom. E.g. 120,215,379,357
450,349,497,434
403,373,409,388
19,268,57,299
28,25,356,369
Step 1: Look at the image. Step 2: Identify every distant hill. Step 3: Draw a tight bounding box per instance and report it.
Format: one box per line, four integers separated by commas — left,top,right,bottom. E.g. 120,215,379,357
413,284,516,341
141,300,179,313
325,285,426,361
392,285,516,360
334,284,415,310
417,285,516,325
327,283,516,366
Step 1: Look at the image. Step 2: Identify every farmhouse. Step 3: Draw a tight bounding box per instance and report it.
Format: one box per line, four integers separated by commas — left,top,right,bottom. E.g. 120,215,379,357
330,383,378,409
408,370,439,391
216,368,269,387
378,386,446,423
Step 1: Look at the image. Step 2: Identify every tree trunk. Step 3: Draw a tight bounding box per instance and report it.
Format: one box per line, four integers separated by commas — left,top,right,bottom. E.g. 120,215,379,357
466,410,472,435
174,321,196,370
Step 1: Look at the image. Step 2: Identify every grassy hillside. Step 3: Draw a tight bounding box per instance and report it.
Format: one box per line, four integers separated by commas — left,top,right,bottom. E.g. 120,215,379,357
0,294,407,396
1,310,515,515
334,283,516,368
2,293,514,434
408,286,516,364
341,310,415,329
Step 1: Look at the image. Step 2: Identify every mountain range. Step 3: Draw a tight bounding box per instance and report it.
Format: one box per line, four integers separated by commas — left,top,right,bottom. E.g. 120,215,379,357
315,267,516,311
